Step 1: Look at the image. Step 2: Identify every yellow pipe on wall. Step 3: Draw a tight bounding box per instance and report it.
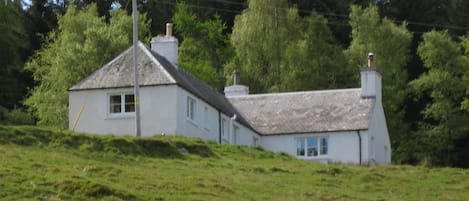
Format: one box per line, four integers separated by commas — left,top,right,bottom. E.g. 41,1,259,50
72,103,85,131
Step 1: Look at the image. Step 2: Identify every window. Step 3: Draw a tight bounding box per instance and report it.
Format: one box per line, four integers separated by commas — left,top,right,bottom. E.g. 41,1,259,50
187,97,196,120
109,94,135,114
233,125,239,144
296,136,328,158
253,136,259,147
221,118,227,139
204,106,208,126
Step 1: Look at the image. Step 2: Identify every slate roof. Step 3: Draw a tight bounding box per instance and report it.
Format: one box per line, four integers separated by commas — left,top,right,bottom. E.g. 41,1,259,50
70,42,175,90
228,89,375,135
69,42,253,130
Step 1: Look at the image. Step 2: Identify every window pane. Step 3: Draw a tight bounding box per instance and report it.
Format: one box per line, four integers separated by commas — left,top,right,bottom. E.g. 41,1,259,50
221,119,226,137
320,137,328,155
297,138,305,156
189,99,195,120
186,97,191,117
110,95,121,113
125,94,135,112
187,97,195,120
307,137,318,157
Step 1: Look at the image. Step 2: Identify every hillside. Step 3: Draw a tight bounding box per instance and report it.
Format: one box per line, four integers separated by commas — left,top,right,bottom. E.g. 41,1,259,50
0,126,468,201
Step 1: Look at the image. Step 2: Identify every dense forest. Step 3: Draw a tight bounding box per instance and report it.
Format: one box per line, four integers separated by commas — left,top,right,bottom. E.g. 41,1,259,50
1,0,469,167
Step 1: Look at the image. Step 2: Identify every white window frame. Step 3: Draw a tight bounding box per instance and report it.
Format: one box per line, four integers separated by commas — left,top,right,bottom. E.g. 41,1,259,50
186,96,196,121
296,136,328,159
108,92,135,117
221,118,227,142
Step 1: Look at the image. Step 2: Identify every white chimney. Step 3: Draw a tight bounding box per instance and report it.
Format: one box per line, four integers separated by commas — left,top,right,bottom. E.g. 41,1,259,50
151,23,179,65
360,53,382,102
224,70,249,97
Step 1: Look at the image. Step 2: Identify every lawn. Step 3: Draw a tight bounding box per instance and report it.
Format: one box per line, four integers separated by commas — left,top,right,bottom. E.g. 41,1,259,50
0,125,468,200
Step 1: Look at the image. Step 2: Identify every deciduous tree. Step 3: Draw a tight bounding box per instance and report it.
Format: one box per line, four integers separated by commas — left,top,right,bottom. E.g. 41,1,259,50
25,4,150,128
345,5,412,163
173,3,233,90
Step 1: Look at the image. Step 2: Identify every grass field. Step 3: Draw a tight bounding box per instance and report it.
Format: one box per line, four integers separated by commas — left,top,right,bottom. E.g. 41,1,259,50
1,125,468,201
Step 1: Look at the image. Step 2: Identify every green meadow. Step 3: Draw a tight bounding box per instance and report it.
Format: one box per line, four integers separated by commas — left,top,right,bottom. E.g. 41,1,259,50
0,125,468,201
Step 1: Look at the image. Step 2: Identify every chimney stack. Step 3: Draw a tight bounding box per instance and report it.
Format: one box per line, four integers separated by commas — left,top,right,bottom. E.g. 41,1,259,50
360,52,382,101
151,23,179,65
224,70,249,97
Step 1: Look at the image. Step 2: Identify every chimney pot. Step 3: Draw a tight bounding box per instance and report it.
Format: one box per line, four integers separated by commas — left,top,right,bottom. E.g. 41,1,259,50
368,52,374,68
233,70,240,85
166,23,173,37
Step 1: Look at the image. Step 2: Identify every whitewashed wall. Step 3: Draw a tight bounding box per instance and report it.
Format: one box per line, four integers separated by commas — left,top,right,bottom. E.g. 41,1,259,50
174,87,259,145
174,87,221,141
367,102,391,165
260,131,369,164
69,85,178,136
231,121,261,147
70,85,259,146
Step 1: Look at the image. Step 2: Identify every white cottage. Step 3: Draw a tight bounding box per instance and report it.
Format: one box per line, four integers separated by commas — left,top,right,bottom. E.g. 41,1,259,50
69,24,391,165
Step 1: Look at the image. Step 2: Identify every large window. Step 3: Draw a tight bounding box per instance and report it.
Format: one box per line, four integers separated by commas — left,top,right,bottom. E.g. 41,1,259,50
296,136,328,158
187,97,196,120
109,94,135,114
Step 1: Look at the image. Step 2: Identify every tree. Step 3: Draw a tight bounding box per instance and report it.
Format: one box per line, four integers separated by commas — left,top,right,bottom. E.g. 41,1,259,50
280,11,354,91
345,5,412,163
0,0,31,109
172,3,233,90
25,4,150,128
228,0,298,92
410,30,469,166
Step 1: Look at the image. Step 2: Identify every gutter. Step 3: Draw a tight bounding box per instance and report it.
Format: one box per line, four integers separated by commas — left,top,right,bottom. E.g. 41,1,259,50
357,130,362,165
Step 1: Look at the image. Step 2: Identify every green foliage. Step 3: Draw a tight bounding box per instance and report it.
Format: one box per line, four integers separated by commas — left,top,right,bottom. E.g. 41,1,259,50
280,12,355,91
1,125,469,200
0,0,31,109
24,4,150,128
228,0,298,92
410,30,469,166
172,3,233,90
0,106,35,125
346,5,412,163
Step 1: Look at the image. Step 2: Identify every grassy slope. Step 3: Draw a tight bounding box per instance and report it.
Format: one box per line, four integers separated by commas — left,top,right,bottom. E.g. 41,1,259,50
0,126,468,201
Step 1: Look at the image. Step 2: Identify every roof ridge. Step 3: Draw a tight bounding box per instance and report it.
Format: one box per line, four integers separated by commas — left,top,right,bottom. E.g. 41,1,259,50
229,88,361,98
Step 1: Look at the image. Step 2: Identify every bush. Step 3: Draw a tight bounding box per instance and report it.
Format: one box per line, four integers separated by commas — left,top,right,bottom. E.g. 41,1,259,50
0,106,35,125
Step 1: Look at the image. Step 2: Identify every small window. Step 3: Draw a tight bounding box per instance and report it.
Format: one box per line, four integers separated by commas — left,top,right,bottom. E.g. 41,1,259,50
109,93,134,114
187,97,196,120
233,125,239,144
204,106,208,125
221,118,227,139
253,136,259,147
296,136,328,158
